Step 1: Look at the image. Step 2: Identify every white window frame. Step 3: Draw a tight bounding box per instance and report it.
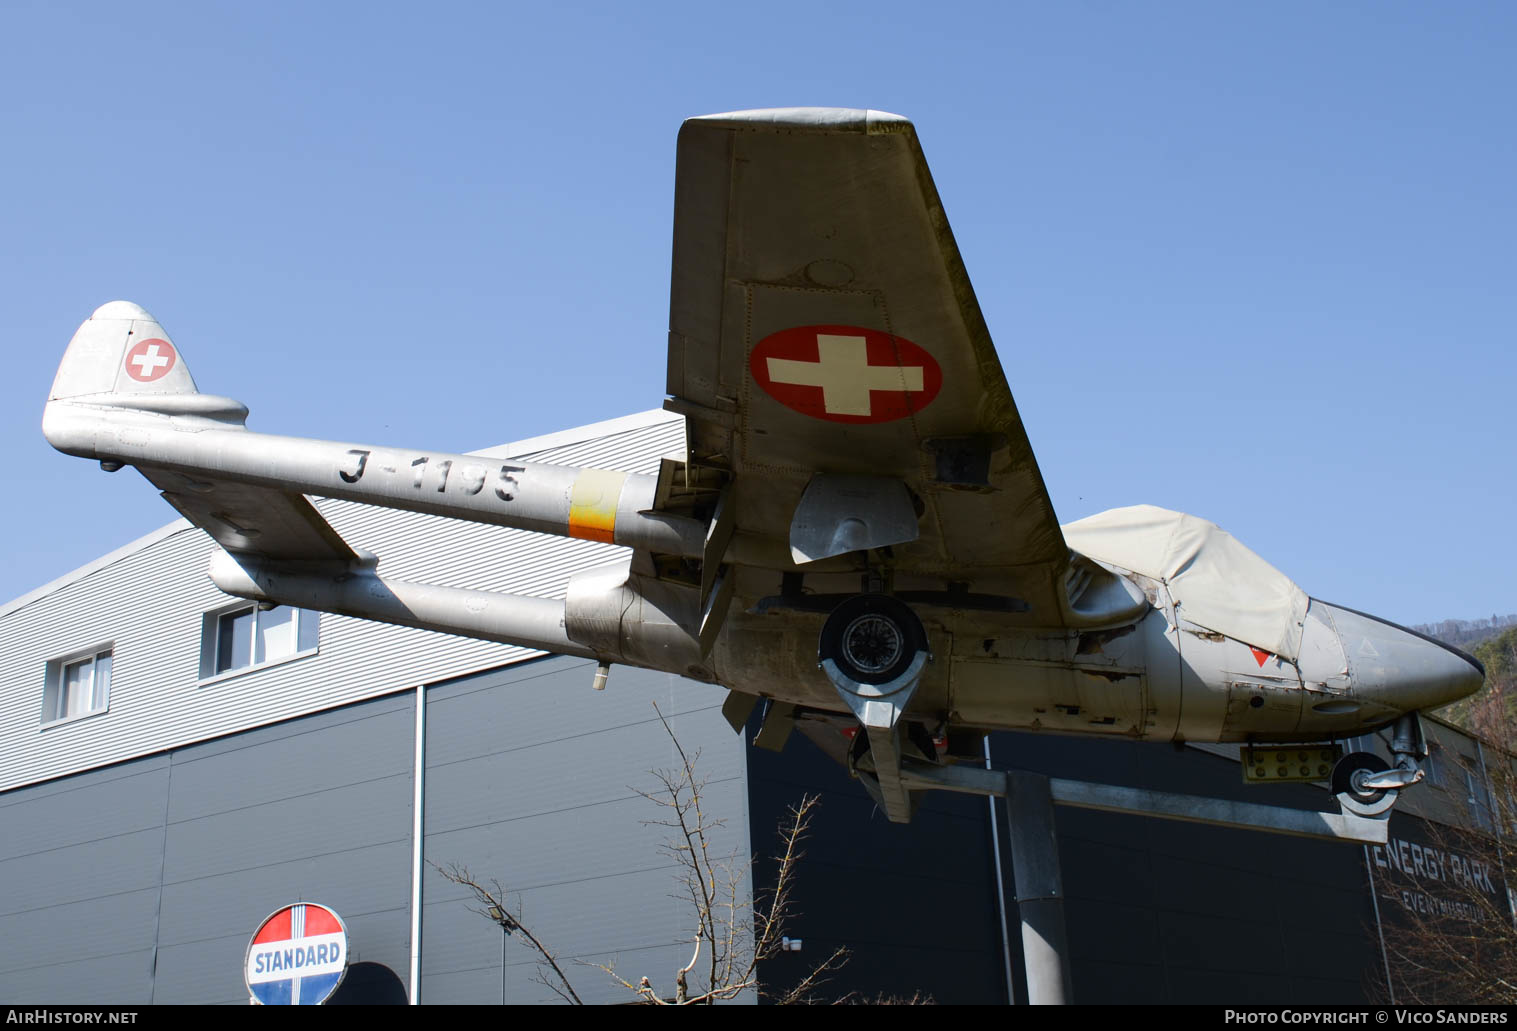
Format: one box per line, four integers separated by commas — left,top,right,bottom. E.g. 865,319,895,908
40,646,114,728
198,603,319,685
1462,759,1494,833
1425,742,1445,788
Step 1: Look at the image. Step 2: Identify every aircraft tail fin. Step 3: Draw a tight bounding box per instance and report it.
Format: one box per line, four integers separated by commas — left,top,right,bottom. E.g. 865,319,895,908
50,301,200,402
45,301,248,464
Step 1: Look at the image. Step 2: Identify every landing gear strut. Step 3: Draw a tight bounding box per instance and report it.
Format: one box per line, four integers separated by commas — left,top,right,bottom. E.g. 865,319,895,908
1331,711,1426,817
818,594,931,824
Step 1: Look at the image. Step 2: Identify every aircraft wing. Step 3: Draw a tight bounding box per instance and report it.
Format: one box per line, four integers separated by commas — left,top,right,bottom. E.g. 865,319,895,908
667,108,1068,616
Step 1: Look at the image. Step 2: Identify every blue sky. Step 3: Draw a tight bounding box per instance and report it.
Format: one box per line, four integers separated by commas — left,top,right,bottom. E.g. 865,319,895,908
3,2,1512,625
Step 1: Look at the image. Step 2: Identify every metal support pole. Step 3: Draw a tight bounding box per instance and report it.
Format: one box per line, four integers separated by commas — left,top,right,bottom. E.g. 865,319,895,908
985,737,1017,1005
409,683,425,1005
1005,771,1072,1005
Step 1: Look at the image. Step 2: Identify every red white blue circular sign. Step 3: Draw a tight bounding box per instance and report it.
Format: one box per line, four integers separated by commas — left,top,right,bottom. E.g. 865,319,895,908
750,324,942,424
245,902,349,1005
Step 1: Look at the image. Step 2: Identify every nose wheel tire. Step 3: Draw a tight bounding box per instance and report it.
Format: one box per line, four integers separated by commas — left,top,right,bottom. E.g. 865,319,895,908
1332,752,1397,817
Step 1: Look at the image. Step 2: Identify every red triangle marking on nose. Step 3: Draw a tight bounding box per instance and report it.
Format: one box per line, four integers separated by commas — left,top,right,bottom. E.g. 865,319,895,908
1250,647,1272,667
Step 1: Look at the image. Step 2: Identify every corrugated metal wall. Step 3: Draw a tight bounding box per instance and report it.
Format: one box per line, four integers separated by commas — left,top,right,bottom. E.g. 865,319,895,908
0,754,169,1002
151,692,416,1003
0,410,683,793
420,657,749,1005
0,653,749,1004
0,693,414,1003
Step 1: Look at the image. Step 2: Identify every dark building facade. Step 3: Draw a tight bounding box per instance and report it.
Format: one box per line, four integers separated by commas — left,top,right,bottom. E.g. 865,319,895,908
748,728,1390,1004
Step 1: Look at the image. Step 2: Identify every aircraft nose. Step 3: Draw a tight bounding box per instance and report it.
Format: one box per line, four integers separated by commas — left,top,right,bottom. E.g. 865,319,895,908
1316,601,1485,713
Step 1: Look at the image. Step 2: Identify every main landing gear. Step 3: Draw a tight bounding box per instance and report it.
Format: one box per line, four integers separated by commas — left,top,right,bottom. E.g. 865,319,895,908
817,594,931,824
1330,711,1427,817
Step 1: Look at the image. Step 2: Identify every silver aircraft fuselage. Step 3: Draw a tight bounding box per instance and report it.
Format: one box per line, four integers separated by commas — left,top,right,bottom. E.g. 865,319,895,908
45,344,1483,748
703,577,1484,745
41,107,1486,826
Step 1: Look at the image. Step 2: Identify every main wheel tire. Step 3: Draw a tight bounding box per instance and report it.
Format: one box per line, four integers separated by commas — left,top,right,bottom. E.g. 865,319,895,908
819,595,927,687
1332,751,1397,817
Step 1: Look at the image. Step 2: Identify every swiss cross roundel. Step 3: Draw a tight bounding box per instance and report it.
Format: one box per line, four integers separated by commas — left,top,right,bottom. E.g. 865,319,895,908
123,337,176,382
750,325,942,424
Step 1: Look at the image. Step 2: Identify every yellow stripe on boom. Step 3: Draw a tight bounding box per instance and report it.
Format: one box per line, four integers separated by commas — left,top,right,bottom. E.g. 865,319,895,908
568,469,627,543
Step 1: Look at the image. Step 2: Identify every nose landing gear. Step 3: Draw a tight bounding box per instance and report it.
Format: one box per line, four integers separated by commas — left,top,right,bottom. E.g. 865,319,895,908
1331,711,1427,817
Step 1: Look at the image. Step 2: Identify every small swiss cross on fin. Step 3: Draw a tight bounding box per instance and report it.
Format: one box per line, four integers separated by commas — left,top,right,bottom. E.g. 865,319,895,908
1250,647,1272,667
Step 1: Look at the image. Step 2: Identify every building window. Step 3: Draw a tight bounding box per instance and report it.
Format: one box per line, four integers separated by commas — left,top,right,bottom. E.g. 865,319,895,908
200,605,318,680
1464,764,1494,833
41,648,112,725
1426,743,1445,788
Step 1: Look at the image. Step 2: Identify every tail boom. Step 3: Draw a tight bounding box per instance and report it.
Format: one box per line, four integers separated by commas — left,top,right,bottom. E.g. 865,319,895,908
43,302,705,559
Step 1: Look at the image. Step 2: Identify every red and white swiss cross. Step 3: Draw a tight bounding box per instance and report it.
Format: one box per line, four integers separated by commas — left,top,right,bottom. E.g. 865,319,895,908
750,325,942,424
123,337,177,383
245,902,348,1005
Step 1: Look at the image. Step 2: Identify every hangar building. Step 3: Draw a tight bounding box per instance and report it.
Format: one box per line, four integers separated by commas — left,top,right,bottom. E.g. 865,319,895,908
0,410,1504,1004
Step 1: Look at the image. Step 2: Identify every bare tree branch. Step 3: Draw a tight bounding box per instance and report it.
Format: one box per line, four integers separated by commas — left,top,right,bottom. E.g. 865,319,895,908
431,703,850,1004
1371,676,1517,1005
428,861,584,1005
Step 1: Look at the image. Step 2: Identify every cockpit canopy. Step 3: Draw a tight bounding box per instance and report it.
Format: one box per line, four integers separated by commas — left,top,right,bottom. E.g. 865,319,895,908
1063,505,1309,661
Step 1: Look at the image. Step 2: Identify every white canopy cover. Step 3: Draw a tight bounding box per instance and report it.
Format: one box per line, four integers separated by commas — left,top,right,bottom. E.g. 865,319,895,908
1061,505,1310,661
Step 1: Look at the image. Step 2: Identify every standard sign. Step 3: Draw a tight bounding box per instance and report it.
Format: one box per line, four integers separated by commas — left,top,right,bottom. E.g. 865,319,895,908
245,902,349,1005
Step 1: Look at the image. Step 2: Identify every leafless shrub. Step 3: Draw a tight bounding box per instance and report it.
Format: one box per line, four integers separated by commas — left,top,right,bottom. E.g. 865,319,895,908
1371,677,1517,1004
435,702,848,1004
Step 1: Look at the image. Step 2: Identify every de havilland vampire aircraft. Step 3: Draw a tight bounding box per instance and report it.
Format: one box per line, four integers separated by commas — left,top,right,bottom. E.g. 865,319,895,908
43,108,1484,824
